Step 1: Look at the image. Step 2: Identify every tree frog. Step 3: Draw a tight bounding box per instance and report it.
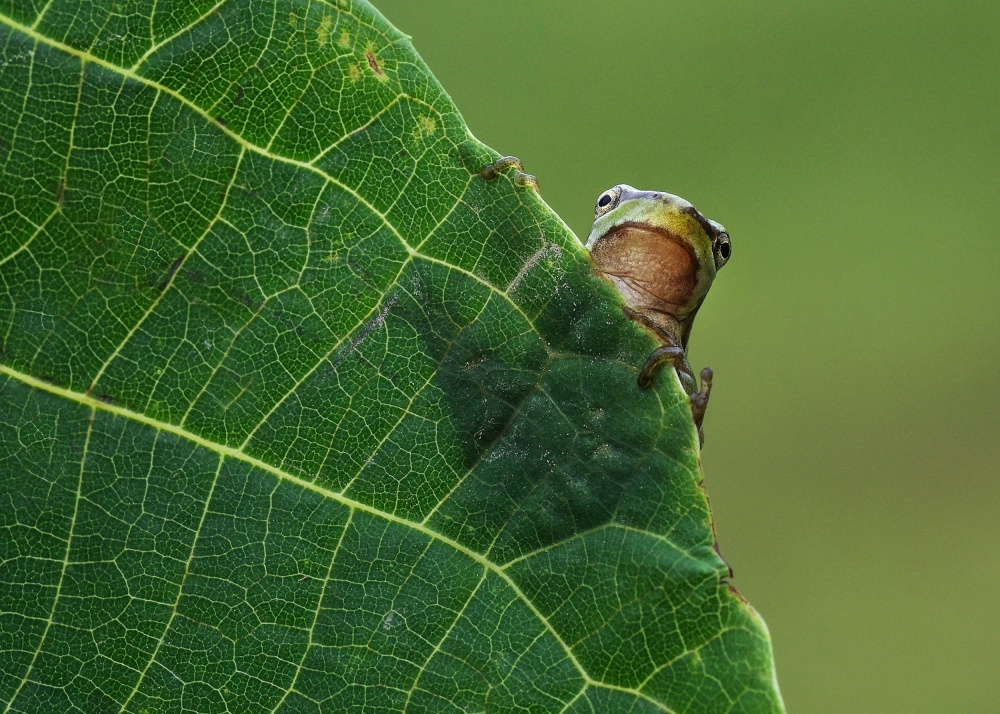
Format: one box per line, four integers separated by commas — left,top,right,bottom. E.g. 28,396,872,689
584,184,731,445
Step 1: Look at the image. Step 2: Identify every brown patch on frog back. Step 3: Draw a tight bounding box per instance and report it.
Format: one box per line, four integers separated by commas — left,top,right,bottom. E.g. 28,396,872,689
589,222,700,317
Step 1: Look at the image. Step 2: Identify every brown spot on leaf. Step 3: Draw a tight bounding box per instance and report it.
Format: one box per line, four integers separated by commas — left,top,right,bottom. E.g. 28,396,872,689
366,48,385,80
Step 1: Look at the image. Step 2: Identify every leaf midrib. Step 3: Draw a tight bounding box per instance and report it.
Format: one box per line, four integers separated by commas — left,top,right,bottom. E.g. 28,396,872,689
0,12,404,241
0,8,571,660
0,362,679,713
0,9,546,330
0,360,584,661
0,5,557,454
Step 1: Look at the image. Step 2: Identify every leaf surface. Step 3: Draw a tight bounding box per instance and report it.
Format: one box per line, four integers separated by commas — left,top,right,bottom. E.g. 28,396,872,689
0,1,783,712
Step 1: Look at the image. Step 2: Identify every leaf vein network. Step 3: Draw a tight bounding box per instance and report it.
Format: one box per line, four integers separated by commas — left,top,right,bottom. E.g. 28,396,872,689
114,450,227,714
0,6,716,711
0,11,551,411
2,407,94,714
0,363,686,709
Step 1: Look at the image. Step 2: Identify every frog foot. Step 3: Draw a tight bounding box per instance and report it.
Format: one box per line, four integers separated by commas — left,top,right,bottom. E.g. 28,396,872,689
624,306,712,445
622,306,695,387
636,345,686,386
690,367,713,446
480,155,539,191
638,357,712,445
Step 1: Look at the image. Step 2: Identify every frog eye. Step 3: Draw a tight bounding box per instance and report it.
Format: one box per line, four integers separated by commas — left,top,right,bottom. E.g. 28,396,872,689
714,232,732,269
594,186,622,218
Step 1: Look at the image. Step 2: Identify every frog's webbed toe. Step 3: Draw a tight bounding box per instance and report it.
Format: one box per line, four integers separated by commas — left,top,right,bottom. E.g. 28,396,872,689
637,356,713,445
690,367,713,446
625,302,713,445
622,306,695,389
637,345,688,389
480,155,539,191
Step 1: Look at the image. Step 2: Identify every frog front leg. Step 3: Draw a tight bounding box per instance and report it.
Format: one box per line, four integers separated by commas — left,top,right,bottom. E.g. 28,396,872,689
622,307,696,386
480,155,540,191
640,352,713,445
624,306,713,445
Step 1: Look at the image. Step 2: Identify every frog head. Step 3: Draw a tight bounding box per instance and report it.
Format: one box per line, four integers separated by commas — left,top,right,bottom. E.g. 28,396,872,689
584,184,731,348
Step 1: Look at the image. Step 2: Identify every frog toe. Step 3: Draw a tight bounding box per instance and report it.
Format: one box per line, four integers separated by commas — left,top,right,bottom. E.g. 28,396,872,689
689,367,713,445
637,345,686,389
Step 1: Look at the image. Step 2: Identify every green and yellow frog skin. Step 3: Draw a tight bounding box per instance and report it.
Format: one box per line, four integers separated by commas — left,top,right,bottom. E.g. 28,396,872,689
585,185,731,445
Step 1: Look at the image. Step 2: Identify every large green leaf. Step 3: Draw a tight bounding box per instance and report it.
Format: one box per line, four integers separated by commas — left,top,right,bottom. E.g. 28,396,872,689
0,1,783,712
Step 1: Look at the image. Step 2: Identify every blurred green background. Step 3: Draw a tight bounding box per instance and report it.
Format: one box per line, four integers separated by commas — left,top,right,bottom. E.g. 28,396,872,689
376,1,999,711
